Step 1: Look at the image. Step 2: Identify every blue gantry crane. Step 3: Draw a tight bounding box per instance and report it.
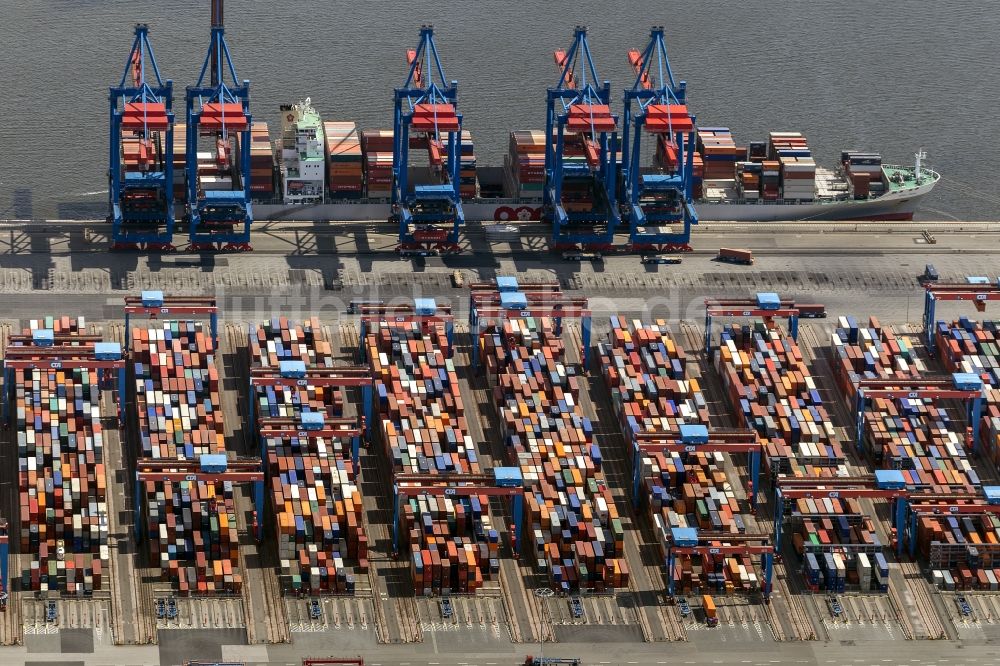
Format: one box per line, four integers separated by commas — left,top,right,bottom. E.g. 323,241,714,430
392,25,464,255
545,27,621,251
621,27,698,253
391,471,525,557
185,0,253,251
666,527,774,602
922,278,1000,353
109,24,176,251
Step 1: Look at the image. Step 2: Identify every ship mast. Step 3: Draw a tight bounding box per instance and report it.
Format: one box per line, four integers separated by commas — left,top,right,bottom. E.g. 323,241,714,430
914,148,926,182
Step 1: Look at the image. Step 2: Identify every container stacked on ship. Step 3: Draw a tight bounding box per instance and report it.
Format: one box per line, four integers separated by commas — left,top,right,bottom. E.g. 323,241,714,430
504,130,545,199
13,317,109,594
365,304,498,595
249,317,367,594
324,121,364,199
600,317,763,595
131,320,241,594
361,130,394,198
482,316,629,593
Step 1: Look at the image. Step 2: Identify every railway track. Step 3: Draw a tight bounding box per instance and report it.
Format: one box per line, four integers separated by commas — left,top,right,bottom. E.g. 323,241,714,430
453,328,544,644
568,324,684,642
107,321,158,645
340,323,422,644
798,322,946,640
683,319,819,641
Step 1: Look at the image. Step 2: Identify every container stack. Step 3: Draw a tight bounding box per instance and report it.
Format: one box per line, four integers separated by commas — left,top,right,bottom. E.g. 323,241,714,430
714,323,847,480
654,137,704,198
196,135,236,194
249,122,275,198
600,318,763,595
459,130,479,199
760,160,780,200
841,151,884,199
734,162,762,200
920,511,1000,589
801,549,889,594
362,129,394,198
692,151,704,198
831,316,922,398
505,131,546,199
556,135,597,213
788,496,888,593
697,128,746,180
14,317,108,594
251,318,367,594
366,317,497,594
133,322,225,460
367,321,471,475
172,123,187,202
483,317,629,593
324,121,364,200
132,321,241,594
402,493,498,595
831,317,979,491
934,318,1000,464
768,132,815,200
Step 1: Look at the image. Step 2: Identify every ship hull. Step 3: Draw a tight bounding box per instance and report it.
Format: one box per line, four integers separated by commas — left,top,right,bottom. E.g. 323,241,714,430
254,169,934,223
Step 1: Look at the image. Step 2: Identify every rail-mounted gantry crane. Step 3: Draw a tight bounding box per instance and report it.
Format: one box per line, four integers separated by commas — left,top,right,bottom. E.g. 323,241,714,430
621,27,698,253
544,27,621,251
184,0,254,251
109,24,176,251
392,25,465,255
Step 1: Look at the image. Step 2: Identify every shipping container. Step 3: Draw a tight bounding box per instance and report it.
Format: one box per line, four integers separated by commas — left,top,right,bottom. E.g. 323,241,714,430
483,317,629,593
250,318,367,594
366,316,496,594
132,321,241,594
716,248,754,265
600,317,763,595
13,317,109,594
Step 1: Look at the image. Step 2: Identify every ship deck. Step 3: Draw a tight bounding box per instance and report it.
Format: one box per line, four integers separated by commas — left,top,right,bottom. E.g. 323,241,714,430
883,165,939,193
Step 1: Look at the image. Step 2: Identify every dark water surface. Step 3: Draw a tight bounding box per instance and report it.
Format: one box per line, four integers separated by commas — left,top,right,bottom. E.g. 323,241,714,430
1,1,996,220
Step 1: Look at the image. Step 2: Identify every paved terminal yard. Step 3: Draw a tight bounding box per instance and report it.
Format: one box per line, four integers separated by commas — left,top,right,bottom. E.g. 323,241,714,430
0,219,999,664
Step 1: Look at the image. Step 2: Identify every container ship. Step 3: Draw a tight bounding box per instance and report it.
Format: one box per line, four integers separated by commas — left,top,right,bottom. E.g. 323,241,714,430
249,111,938,223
